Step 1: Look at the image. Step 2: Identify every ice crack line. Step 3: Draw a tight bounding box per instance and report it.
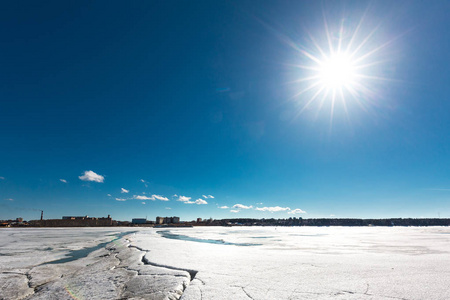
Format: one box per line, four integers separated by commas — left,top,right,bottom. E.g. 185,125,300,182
124,243,200,299
241,287,255,300
138,249,198,281
231,285,255,300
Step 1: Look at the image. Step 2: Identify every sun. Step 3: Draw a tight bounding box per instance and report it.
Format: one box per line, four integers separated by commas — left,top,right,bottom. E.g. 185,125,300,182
318,52,356,89
289,14,394,121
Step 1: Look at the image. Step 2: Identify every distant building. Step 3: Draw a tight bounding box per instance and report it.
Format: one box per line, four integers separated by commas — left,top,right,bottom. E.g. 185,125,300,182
33,215,113,227
156,216,180,224
197,218,202,223
132,218,147,224
63,216,91,220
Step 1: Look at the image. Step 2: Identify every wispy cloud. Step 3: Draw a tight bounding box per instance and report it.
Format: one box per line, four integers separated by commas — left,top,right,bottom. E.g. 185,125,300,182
135,195,152,200
115,198,127,201
165,207,171,210
152,195,169,201
232,204,253,210
288,208,307,214
0,176,5,180
121,188,129,193
5,198,14,201
140,179,148,187
202,195,215,199
134,195,169,201
255,206,291,212
107,194,112,197
141,202,146,205
79,170,104,183
230,210,239,213
59,179,67,183
219,206,229,209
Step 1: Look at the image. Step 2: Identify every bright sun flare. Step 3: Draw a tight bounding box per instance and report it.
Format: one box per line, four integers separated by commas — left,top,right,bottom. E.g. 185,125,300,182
318,52,356,89
290,14,394,121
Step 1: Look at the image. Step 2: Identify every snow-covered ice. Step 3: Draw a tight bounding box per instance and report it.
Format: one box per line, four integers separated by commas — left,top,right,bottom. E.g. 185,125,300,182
1,226,450,299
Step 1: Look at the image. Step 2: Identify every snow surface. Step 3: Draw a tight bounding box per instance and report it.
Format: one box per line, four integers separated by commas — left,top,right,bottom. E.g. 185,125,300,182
1,226,449,299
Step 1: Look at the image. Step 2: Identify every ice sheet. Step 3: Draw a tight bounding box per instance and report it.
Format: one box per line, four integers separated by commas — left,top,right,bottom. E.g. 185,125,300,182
131,227,450,300
1,226,450,299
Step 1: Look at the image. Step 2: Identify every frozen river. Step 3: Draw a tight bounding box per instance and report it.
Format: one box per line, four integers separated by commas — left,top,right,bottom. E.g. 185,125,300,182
1,226,449,299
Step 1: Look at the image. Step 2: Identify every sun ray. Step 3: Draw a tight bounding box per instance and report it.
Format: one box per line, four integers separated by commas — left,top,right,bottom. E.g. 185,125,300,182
337,19,345,53
329,88,337,129
338,86,350,121
291,81,322,99
300,49,323,65
349,24,381,59
322,10,334,55
345,5,371,53
306,31,328,59
298,86,326,115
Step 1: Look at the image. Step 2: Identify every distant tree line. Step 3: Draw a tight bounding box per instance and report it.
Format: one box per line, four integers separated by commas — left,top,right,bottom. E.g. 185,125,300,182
206,218,450,227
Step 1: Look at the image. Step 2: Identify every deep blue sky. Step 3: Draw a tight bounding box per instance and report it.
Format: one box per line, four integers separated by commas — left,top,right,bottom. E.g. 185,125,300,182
1,1,450,221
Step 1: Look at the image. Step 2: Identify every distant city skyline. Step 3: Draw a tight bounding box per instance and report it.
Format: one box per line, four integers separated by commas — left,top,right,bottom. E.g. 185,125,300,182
1,1,450,221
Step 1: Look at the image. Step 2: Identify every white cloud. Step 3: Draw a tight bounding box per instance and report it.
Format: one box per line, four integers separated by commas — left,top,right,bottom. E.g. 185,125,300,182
0,176,4,180
255,206,291,212
203,195,215,199
142,202,146,205
230,210,239,213
208,195,214,198
288,208,307,214
152,195,169,201
115,198,127,201
5,198,14,201
121,188,129,193
134,195,169,201
107,194,112,197
135,195,153,200
79,170,104,183
60,179,67,183
177,196,191,202
219,206,229,209
177,197,207,205
140,179,146,183
165,207,171,210
195,199,208,205
232,204,253,210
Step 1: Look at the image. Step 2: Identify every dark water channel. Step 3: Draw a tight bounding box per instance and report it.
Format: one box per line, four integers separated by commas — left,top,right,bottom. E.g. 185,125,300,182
157,230,262,246
43,231,136,265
